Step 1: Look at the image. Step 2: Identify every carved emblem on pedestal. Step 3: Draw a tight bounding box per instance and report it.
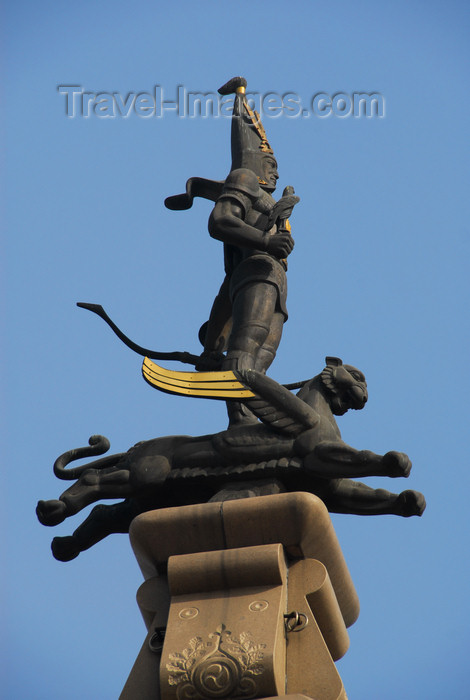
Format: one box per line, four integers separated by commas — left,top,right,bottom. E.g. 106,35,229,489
166,624,265,699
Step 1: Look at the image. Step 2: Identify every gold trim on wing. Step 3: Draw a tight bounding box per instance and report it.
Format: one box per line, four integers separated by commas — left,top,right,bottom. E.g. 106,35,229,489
142,357,255,399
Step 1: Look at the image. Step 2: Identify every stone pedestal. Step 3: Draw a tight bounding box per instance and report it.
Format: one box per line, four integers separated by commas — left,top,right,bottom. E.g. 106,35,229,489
120,492,359,700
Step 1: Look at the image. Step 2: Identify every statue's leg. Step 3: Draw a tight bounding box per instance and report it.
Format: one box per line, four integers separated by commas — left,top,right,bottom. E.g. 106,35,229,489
199,275,232,355
254,311,284,373
224,282,278,426
323,479,426,517
51,500,143,562
307,442,412,478
224,282,278,371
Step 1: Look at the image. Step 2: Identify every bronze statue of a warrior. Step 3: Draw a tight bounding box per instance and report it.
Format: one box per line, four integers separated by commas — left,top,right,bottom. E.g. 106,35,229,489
166,76,300,423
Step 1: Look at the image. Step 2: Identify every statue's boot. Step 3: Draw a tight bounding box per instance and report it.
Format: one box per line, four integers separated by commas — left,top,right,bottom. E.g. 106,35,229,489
223,351,259,427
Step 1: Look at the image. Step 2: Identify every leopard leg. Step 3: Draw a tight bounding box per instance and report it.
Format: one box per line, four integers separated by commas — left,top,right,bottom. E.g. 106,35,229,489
307,442,411,479
55,466,132,518
323,479,425,517
51,500,142,561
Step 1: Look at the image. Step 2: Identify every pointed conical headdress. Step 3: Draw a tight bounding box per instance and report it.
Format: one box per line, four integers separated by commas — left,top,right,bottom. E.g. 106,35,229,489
218,76,275,185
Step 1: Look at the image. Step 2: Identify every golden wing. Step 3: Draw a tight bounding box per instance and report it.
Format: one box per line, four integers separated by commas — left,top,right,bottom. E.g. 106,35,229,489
142,357,255,399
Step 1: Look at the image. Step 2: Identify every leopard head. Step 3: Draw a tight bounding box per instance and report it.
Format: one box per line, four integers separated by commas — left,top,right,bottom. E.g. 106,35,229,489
321,356,368,415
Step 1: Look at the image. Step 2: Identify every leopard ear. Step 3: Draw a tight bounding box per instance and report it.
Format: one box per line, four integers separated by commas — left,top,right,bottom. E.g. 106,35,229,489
325,356,343,367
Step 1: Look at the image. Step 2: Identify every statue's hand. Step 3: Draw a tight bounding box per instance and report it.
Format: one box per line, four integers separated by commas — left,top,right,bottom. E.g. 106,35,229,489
265,230,295,258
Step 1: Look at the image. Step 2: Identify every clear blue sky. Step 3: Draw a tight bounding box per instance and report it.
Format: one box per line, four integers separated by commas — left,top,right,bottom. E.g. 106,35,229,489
3,2,469,698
